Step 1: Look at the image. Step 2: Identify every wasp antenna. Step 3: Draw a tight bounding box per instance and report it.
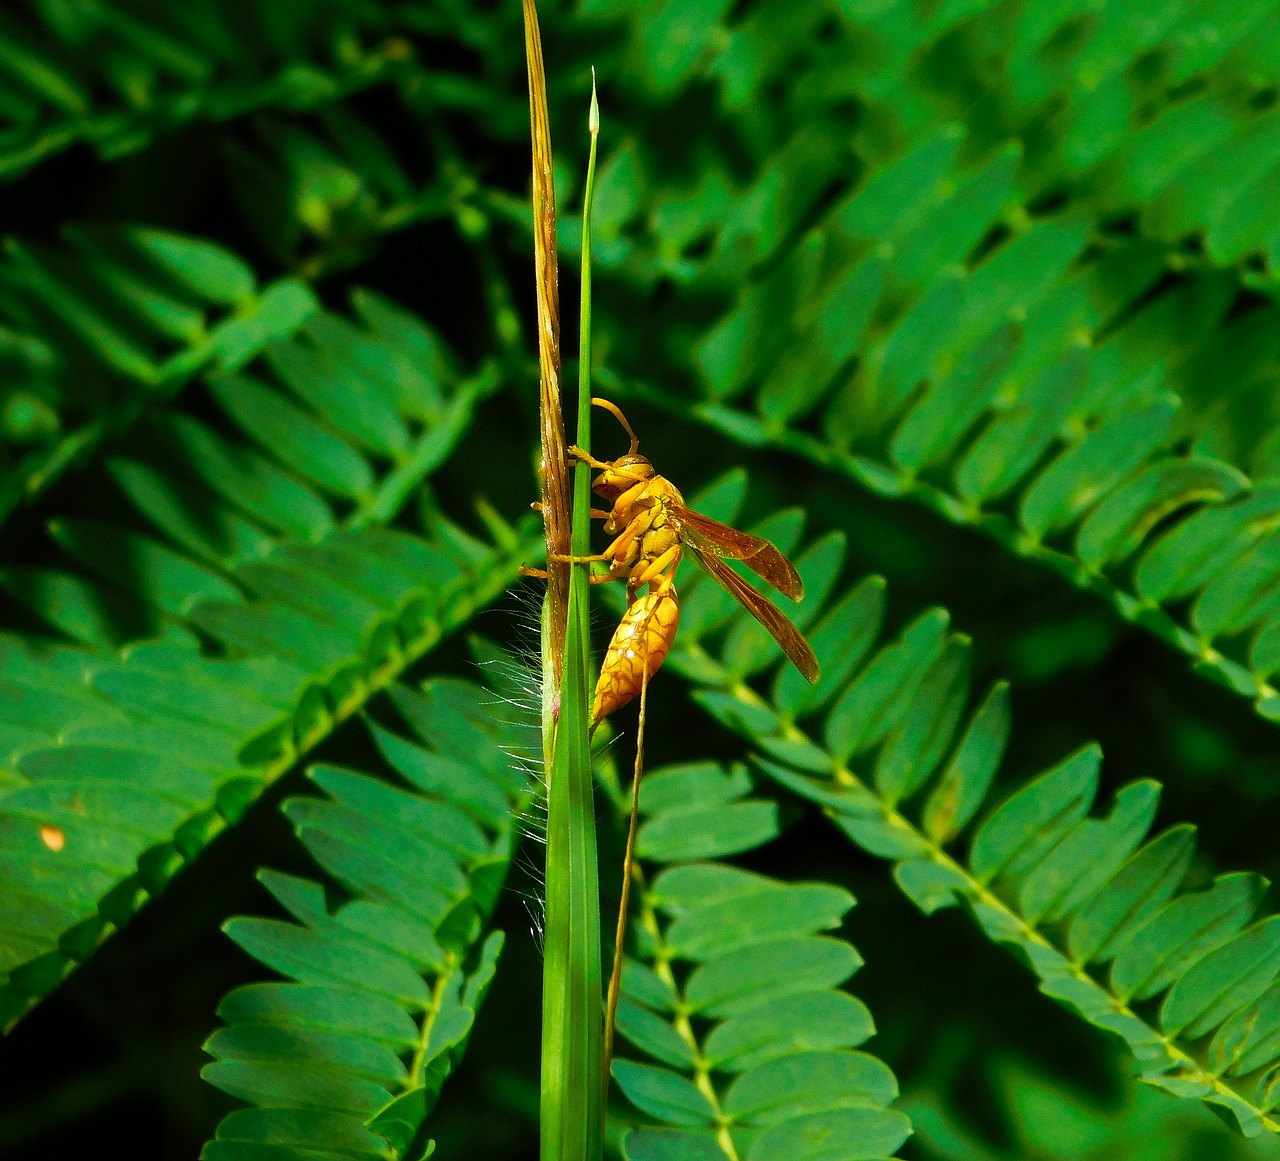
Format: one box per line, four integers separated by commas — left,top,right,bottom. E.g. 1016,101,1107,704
591,396,639,455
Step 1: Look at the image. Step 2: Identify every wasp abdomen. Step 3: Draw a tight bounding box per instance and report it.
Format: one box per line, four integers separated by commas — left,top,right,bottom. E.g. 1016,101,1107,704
592,589,679,722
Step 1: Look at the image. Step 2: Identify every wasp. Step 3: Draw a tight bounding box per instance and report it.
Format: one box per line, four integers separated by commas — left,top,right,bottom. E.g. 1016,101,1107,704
536,398,819,722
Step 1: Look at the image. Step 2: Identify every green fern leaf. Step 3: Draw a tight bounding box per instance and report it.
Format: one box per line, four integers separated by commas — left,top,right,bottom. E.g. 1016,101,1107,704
0,2,420,181
628,498,1280,1135
201,674,527,1160
546,0,1280,745
0,269,528,1027
613,759,911,1159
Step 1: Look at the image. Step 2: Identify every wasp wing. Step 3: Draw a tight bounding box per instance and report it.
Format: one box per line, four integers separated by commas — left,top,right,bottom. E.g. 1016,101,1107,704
689,546,819,683
670,506,804,600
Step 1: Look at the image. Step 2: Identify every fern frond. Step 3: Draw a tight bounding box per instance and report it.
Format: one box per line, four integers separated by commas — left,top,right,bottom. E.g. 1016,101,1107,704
903,1053,1275,1161
630,472,1280,1137
0,274,527,1027
612,760,911,1160
547,0,1280,275
594,116,1280,730
0,224,317,522
0,505,531,1029
457,0,1280,738
219,99,466,279
0,0,413,180
202,673,530,1161
0,216,502,527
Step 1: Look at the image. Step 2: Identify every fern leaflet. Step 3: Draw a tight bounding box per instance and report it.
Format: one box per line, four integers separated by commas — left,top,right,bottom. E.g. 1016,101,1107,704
612,758,911,1160
202,674,528,1161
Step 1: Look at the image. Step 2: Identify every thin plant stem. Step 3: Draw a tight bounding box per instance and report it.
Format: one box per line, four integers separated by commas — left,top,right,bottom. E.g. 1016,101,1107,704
522,0,568,688
604,656,647,1077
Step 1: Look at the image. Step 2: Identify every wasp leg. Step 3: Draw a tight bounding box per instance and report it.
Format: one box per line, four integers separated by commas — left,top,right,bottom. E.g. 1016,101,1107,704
566,445,613,471
604,484,655,532
627,545,680,602
520,555,609,581
548,551,609,564
654,560,679,597
520,563,622,586
603,505,659,564
632,545,680,590
531,501,611,520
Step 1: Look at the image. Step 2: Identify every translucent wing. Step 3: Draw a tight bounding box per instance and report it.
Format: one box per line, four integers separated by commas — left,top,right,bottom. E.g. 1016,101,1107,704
689,546,819,683
669,506,804,600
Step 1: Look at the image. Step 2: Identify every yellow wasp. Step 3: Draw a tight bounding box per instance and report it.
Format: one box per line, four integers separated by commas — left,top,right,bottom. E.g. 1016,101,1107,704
557,398,819,720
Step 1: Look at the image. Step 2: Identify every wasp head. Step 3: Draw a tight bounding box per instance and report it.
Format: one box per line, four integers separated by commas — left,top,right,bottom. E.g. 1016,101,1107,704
592,454,654,500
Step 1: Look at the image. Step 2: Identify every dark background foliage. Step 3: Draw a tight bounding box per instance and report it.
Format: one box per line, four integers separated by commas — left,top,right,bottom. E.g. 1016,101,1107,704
2,0,1280,1157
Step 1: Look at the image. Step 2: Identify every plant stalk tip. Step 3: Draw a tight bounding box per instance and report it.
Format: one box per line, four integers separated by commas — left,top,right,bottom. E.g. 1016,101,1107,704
589,68,599,136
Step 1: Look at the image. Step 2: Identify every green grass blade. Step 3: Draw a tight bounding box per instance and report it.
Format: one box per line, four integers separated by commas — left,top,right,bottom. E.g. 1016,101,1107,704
541,76,604,1160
